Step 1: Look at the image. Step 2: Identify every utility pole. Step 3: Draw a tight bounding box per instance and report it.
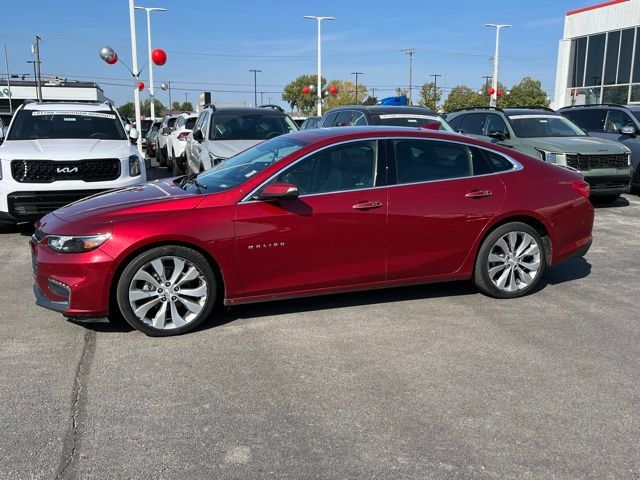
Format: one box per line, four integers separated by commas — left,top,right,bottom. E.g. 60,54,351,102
430,74,442,109
26,61,38,99
260,92,264,104
184,92,188,105
4,44,12,113
249,69,261,107
485,24,511,107
482,75,492,94
351,71,363,103
32,36,42,101
371,87,375,100
402,48,415,105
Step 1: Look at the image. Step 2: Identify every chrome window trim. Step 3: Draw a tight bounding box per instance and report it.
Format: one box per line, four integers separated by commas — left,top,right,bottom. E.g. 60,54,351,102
239,136,523,203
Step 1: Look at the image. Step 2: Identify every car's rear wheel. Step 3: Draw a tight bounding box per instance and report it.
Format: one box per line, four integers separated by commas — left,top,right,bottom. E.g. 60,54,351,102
116,246,216,336
158,146,167,167
473,222,545,298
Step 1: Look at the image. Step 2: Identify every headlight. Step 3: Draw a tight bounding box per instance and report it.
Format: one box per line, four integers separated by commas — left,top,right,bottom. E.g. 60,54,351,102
129,154,141,177
46,234,111,253
536,149,566,164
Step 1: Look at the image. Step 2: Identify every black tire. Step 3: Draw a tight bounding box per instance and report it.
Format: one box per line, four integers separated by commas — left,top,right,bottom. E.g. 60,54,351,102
158,146,167,167
116,245,217,336
473,222,546,299
173,152,186,176
591,194,620,205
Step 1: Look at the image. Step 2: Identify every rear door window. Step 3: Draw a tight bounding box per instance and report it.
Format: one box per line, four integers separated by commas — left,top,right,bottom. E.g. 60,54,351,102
604,109,635,133
458,114,488,135
321,111,338,127
561,109,607,132
484,114,509,136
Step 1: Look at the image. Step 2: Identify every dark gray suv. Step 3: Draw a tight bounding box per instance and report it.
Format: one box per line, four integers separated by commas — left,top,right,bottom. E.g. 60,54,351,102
559,104,640,189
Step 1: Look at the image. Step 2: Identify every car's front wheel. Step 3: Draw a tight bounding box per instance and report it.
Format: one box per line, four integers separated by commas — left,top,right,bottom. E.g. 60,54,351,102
473,222,546,298
116,246,217,336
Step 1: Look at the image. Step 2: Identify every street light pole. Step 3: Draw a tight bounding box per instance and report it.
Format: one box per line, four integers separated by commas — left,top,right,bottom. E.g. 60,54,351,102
32,36,43,101
402,48,415,105
249,69,261,106
430,74,442,109
304,15,334,116
485,24,511,107
351,71,363,103
135,6,166,122
128,0,143,152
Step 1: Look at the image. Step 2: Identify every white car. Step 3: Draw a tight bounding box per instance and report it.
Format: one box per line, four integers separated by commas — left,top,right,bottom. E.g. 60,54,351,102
0,100,145,225
156,114,179,166
166,112,197,176
185,105,298,174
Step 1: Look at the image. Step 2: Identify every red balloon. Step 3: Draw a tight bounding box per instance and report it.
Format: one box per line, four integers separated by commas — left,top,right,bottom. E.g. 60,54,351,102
488,87,496,95
106,52,118,65
497,89,503,97
138,81,145,91
302,85,310,94
329,84,338,95
151,48,167,66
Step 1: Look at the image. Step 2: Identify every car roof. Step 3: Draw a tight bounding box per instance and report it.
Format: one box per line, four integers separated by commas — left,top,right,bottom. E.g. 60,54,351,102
20,101,114,112
206,107,288,115
326,105,439,115
291,125,465,144
502,108,561,117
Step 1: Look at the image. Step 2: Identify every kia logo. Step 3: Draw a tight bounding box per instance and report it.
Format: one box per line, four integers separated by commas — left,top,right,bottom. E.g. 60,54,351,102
56,167,79,174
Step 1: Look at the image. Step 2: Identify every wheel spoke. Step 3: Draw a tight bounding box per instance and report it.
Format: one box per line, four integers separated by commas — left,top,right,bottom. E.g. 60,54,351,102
134,297,161,318
179,284,207,297
519,260,540,271
488,253,505,264
170,301,187,328
129,289,160,302
489,263,508,277
495,237,510,255
507,267,517,291
496,266,512,289
177,295,203,314
176,266,199,286
516,266,533,285
132,270,161,289
152,302,168,329
169,257,185,284
521,244,540,257
150,259,166,283
507,232,518,253
515,234,532,256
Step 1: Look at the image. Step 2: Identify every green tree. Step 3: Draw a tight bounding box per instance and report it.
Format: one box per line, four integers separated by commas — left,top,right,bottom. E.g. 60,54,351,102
171,101,181,112
501,77,549,108
117,102,135,119
362,95,378,105
325,79,369,109
180,101,194,112
419,82,442,110
395,87,409,98
282,74,327,115
443,85,486,112
140,98,166,117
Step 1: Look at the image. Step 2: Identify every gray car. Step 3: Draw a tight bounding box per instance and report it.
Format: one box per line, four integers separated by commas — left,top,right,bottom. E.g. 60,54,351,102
446,107,632,202
559,104,640,189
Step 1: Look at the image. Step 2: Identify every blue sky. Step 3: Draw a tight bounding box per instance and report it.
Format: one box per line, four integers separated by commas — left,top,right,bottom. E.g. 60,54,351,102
2,0,593,109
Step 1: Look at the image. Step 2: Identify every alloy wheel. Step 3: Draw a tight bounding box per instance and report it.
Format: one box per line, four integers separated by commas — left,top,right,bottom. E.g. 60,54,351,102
487,231,541,293
128,255,208,330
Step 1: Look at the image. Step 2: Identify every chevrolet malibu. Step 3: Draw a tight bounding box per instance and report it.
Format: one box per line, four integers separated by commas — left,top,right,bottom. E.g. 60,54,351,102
31,127,594,336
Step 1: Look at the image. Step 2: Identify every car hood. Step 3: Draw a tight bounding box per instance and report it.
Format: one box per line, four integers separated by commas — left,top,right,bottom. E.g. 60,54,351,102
208,140,263,159
0,139,134,159
526,136,630,154
51,178,202,224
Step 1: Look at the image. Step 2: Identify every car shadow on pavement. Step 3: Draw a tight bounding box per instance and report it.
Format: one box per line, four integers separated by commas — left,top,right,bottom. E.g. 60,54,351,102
537,256,591,287
0,222,34,236
592,197,630,209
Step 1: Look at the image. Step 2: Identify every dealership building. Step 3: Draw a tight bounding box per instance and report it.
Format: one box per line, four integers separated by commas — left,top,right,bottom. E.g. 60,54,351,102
553,0,640,108
0,78,109,112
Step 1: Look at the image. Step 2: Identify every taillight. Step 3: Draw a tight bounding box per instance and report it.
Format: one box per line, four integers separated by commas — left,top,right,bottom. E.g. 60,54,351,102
178,131,190,141
571,180,590,199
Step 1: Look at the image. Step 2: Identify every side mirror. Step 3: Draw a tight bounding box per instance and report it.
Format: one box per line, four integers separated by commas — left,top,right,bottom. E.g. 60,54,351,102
124,123,132,133
129,127,139,144
192,129,204,143
620,124,637,136
456,128,467,135
488,130,508,141
256,182,299,201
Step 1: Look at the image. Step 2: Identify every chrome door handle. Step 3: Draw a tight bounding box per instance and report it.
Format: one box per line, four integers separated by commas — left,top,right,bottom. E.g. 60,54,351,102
465,190,493,199
352,201,383,210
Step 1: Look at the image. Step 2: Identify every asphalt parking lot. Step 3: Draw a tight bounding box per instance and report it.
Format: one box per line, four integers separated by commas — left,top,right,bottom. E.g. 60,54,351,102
1,170,639,480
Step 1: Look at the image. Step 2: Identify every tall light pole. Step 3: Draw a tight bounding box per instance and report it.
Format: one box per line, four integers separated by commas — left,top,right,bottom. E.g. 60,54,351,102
351,72,362,103
304,15,334,116
127,0,143,152
430,74,442,109
135,6,166,121
485,24,511,107
402,48,415,105
249,69,261,106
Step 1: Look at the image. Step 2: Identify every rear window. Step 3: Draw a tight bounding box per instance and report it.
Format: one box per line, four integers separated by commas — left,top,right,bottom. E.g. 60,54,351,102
373,113,453,131
186,117,197,130
209,113,297,140
7,110,126,140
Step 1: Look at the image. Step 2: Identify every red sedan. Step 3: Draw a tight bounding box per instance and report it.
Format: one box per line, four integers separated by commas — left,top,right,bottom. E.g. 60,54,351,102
31,127,594,336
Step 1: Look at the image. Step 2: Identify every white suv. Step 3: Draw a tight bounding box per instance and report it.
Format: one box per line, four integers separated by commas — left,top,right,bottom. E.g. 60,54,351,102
166,112,197,176
0,100,145,225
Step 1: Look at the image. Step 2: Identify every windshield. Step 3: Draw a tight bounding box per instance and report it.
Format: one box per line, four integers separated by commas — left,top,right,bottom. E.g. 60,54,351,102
373,113,454,131
209,113,298,141
509,115,585,138
182,136,308,194
7,110,127,140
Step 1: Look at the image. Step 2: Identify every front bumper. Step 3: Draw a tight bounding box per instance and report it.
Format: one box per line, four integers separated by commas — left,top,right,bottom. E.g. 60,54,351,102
582,167,631,195
1,189,106,224
31,238,115,317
